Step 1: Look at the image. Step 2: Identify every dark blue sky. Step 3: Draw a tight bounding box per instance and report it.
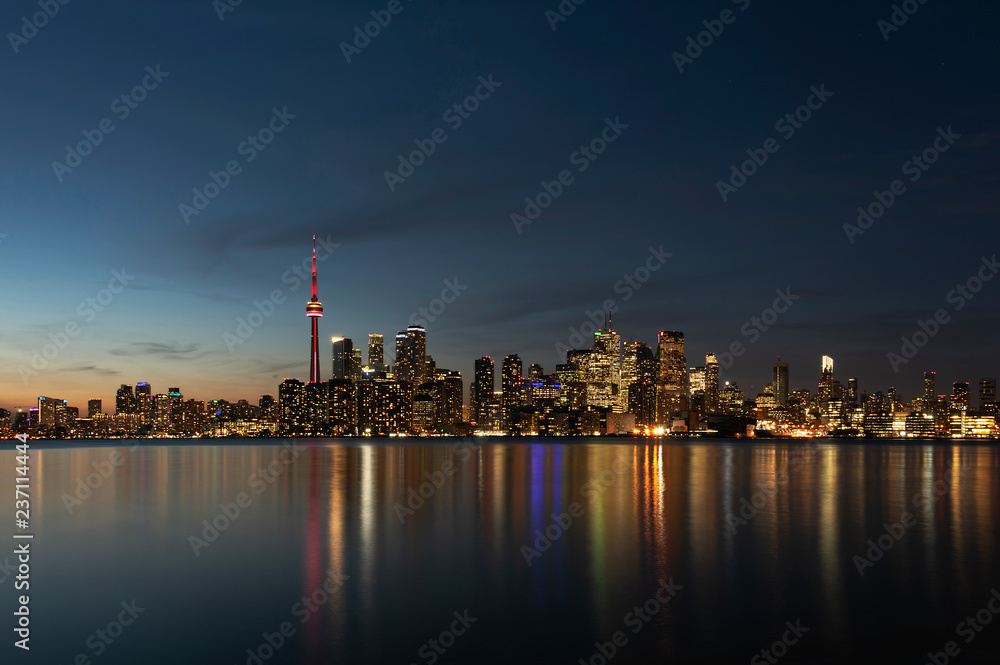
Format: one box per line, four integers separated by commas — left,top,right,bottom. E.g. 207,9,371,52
2,0,998,411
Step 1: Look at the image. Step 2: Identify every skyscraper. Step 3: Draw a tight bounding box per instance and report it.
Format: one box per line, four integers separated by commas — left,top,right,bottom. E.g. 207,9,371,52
368,333,384,370
818,356,834,402
590,328,621,410
978,378,996,414
87,399,102,418
259,394,277,422
952,382,970,411
115,384,135,415
169,388,182,426
772,362,789,406
279,378,307,435
306,235,324,384
705,353,720,413
655,331,688,423
394,325,427,385
472,356,494,424
501,355,523,428
38,396,62,426
332,337,354,380
924,371,936,408
136,382,152,424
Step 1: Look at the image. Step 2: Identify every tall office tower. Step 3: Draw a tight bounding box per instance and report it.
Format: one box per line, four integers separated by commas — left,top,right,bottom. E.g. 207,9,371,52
259,394,278,422
655,331,688,423
0,408,10,431
87,399,102,417
978,378,996,414
394,324,427,385
817,356,834,402
153,394,171,429
688,365,707,413
13,411,29,432
327,379,357,435
305,381,329,434
566,348,592,384
115,384,135,415
332,337,354,380
278,378,307,435
589,328,622,410
350,349,363,382
705,353,720,413
38,396,60,425
501,355,523,427
924,371,936,406
472,357,495,424
952,382,970,411
628,380,657,427
772,362,789,406
168,388,182,425
412,383,438,433
847,378,858,405
689,366,706,393
622,341,645,413
306,236,324,383
529,364,543,379
368,334,384,370
437,371,464,426
135,382,153,423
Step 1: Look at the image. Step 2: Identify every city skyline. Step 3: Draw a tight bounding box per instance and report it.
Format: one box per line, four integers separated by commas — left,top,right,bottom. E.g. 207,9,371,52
2,2,997,415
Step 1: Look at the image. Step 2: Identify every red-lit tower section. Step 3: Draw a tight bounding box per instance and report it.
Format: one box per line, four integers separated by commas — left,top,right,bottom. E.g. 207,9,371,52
306,235,324,383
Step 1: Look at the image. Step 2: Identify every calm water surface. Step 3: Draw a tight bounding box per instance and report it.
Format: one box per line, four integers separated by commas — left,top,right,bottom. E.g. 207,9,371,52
2,438,998,664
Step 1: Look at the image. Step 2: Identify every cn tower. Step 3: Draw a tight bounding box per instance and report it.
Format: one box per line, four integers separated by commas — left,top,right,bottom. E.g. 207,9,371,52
306,235,324,383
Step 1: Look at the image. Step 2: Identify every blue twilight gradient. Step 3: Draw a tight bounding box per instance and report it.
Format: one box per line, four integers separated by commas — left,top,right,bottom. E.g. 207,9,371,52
1,0,998,410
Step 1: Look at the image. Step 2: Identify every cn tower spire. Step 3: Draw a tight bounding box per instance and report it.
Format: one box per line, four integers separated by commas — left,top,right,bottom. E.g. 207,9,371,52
306,235,324,383
311,235,318,299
